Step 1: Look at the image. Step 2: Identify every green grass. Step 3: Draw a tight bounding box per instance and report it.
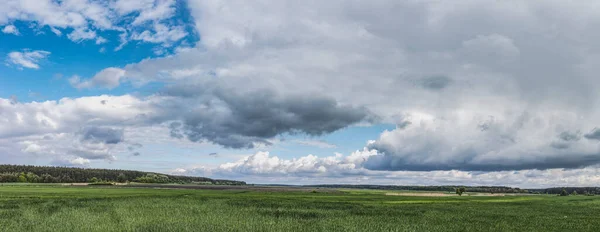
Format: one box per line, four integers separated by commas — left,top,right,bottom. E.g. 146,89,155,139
1,186,599,231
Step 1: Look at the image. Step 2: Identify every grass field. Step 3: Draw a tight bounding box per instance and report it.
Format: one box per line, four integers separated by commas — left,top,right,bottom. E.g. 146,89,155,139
1,185,599,231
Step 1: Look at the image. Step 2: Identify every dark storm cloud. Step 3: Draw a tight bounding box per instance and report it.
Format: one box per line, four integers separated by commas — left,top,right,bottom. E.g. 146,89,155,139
158,85,373,149
559,131,581,141
584,128,600,140
80,126,124,144
364,145,600,171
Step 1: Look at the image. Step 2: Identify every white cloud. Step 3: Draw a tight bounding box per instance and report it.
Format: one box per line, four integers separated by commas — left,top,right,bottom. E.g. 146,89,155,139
2,25,19,35
67,27,97,42
179,148,377,178
70,68,127,89
95,36,108,44
50,27,62,36
292,140,337,149
6,50,50,69
0,0,186,48
104,0,600,172
130,22,187,45
131,0,177,25
365,110,600,171
174,149,600,188
52,156,91,167
8,0,600,186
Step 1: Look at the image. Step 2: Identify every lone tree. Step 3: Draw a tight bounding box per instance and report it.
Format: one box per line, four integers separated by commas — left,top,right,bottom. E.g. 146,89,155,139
560,188,569,196
572,190,578,196
117,173,127,183
456,187,466,196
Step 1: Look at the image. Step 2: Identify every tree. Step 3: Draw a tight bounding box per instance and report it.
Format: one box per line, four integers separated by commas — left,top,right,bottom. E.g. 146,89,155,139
17,173,27,182
572,190,578,196
89,177,99,183
117,173,127,183
560,188,569,196
456,187,466,196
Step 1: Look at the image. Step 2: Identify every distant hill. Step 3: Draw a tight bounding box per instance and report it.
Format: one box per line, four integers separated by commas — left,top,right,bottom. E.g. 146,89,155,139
0,164,245,185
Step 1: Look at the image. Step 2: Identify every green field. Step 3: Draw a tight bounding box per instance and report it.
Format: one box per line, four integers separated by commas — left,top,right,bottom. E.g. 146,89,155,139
1,185,599,231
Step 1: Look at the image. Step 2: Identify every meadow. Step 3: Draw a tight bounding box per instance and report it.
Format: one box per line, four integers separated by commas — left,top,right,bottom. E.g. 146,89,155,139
1,185,599,232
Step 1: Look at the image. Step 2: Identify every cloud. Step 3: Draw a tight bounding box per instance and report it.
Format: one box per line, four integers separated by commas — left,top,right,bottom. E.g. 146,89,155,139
52,156,91,167
9,95,18,105
2,25,19,35
6,50,50,69
178,148,377,178
415,75,453,90
130,22,187,45
96,36,108,44
173,149,600,188
292,140,337,149
70,68,126,89
364,111,600,171
0,0,186,48
67,27,97,42
75,0,600,173
9,0,600,185
80,126,124,144
127,143,143,151
50,27,62,36
130,0,177,25
584,128,600,140
161,85,373,148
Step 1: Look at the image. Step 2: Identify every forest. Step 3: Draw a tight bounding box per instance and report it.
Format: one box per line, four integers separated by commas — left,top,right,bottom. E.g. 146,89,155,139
0,165,245,185
305,184,600,195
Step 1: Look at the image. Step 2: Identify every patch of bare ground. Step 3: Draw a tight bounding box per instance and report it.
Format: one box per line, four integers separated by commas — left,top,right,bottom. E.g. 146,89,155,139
62,183,89,186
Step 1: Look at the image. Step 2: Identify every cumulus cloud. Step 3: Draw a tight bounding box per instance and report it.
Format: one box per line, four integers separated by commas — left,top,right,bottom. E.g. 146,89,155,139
80,126,124,144
177,148,377,178
6,50,50,69
67,27,97,42
174,149,600,188
93,0,600,173
8,0,600,185
365,111,600,171
0,89,368,160
52,156,91,167
70,67,126,89
0,0,185,48
2,25,19,35
161,85,373,148
130,22,187,45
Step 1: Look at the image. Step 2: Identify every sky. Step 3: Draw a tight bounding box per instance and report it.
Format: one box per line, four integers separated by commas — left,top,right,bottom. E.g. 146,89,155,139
3,0,600,188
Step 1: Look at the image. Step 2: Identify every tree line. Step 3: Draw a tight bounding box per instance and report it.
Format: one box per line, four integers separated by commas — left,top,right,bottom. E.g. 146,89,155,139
0,165,245,185
307,185,600,195
305,185,530,193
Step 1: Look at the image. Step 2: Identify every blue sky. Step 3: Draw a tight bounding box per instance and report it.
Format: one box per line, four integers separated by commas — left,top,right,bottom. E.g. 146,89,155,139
4,0,600,188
